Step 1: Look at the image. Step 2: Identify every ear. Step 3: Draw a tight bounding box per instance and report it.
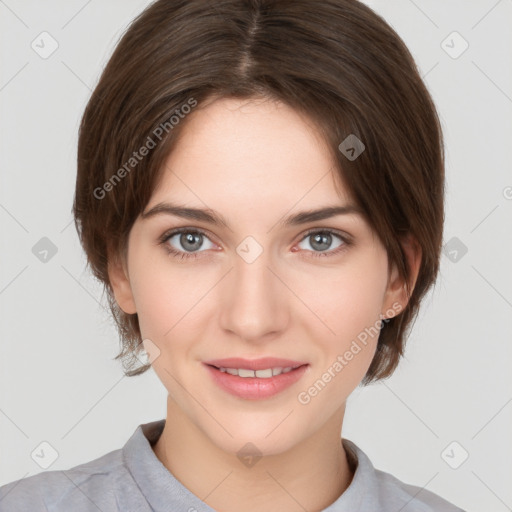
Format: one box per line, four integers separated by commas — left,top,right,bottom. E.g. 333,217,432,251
107,250,137,315
381,233,422,320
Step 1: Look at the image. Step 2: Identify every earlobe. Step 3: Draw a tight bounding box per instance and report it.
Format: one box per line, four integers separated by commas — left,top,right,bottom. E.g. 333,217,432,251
107,253,137,315
382,234,422,319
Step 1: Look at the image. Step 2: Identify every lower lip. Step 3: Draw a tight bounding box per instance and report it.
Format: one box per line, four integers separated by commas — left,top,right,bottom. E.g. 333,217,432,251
204,364,309,400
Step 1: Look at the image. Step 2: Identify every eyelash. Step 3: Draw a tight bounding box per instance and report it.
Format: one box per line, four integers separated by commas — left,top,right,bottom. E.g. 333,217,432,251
158,227,353,261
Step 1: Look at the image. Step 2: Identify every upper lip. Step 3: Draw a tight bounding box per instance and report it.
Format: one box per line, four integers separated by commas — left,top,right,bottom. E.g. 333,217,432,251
203,357,308,371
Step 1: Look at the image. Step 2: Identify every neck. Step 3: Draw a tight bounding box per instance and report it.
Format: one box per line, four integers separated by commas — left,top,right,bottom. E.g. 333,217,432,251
152,397,354,512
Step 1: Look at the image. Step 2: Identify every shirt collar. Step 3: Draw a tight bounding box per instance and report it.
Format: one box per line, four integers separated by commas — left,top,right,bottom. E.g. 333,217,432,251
123,419,380,511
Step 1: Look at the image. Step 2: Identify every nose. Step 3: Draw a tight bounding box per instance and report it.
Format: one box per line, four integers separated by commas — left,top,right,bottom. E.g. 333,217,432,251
219,244,289,343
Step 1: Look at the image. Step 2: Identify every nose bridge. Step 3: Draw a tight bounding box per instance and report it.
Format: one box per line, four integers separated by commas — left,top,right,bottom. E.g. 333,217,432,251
219,237,288,340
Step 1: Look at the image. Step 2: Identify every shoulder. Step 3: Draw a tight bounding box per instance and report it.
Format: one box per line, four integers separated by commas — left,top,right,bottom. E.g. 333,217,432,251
0,448,129,511
372,467,466,511
342,439,466,512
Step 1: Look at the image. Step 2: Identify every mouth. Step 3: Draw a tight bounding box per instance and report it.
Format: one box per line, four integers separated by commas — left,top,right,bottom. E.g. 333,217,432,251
207,364,303,378
202,358,309,400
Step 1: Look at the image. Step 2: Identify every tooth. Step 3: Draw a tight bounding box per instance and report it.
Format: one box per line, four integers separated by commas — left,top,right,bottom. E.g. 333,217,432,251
255,368,273,378
220,366,298,378
238,368,256,378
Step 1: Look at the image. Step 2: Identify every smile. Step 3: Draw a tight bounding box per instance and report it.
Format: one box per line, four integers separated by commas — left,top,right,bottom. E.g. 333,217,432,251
215,366,300,378
203,361,309,400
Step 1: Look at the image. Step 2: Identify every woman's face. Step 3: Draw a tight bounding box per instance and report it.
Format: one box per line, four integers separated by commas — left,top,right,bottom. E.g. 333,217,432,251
110,96,409,456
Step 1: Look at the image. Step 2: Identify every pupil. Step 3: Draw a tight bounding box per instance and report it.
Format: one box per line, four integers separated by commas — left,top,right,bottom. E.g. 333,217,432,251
182,232,201,251
312,233,331,251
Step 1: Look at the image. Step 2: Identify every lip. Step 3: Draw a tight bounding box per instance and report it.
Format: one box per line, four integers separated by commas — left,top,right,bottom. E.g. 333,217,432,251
203,358,309,400
203,357,308,371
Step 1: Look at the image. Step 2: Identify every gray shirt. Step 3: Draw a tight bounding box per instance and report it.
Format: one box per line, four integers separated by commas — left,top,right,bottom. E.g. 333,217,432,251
0,419,465,511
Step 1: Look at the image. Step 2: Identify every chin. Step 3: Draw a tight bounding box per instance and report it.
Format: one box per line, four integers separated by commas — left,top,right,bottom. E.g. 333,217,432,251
201,411,316,458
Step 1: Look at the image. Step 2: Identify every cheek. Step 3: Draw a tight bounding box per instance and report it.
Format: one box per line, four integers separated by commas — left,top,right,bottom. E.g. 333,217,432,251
294,263,387,412
132,271,172,335
128,257,188,339
292,252,389,403
299,254,388,342
130,257,219,357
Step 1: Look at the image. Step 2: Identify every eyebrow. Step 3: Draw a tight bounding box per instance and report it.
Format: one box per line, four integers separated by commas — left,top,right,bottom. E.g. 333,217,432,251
141,201,363,228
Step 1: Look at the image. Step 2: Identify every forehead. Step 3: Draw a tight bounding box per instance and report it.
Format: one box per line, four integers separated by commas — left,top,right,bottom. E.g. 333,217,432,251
149,97,353,214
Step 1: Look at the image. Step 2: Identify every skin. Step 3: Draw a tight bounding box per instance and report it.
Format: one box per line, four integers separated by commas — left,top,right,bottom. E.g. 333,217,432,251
108,96,421,512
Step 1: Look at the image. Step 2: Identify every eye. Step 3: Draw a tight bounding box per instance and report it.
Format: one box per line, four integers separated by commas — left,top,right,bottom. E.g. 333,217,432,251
159,228,216,260
295,229,351,258
158,227,352,261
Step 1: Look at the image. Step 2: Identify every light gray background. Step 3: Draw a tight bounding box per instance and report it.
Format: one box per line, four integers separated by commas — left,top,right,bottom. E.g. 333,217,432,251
1,1,511,511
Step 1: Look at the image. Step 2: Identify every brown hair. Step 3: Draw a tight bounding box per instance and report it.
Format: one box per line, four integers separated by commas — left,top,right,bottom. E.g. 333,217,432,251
73,0,444,385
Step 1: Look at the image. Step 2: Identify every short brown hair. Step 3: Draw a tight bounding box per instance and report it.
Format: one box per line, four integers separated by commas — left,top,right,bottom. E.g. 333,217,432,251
73,0,444,384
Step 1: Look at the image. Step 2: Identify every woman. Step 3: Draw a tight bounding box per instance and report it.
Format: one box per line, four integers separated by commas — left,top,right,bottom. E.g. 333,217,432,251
0,0,465,510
